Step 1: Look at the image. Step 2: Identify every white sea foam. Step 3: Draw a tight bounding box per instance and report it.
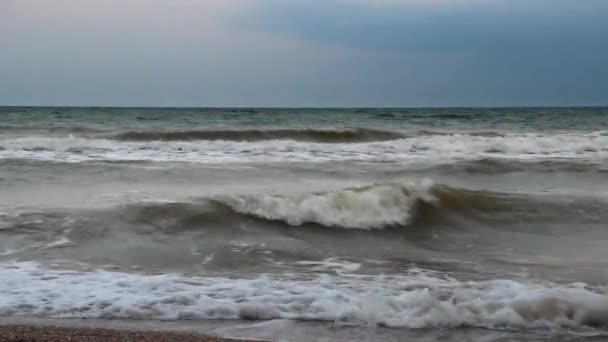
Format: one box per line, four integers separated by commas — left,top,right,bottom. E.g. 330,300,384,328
1,262,608,331
221,180,436,229
1,132,608,164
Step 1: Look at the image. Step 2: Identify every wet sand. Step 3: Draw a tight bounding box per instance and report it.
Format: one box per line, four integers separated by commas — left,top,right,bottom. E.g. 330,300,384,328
1,318,608,342
0,318,268,342
0,325,255,342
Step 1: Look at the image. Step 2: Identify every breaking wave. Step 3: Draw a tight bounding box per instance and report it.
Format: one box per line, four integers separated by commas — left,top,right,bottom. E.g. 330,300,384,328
219,180,436,229
113,180,592,231
111,128,405,143
2,131,608,164
3,262,608,331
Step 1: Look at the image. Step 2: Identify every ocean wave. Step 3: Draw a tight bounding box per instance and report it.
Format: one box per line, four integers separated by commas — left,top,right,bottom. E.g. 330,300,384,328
0,180,596,235
111,128,405,143
2,262,608,331
416,130,506,137
433,158,608,174
0,125,103,134
219,180,436,229
2,132,608,164
217,181,594,229
116,180,493,231
114,180,586,231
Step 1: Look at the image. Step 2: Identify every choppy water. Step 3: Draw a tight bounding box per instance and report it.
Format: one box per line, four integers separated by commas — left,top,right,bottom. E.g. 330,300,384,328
2,107,608,341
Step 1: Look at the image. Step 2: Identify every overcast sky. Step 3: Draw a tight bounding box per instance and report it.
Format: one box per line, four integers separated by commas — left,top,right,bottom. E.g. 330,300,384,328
1,0,607,107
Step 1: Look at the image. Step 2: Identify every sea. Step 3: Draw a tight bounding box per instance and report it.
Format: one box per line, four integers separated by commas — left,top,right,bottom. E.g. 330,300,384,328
1,106,608,341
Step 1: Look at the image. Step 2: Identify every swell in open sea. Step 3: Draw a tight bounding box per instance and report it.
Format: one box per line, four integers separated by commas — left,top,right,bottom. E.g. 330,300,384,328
2,107,608,341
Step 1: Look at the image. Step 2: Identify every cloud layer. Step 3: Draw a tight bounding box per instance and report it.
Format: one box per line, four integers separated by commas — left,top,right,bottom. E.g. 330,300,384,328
1,0,606,106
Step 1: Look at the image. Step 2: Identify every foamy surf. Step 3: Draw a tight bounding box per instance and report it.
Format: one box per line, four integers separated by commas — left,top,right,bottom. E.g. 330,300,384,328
2,132,608,164
1,262,608,331
221,179,436,229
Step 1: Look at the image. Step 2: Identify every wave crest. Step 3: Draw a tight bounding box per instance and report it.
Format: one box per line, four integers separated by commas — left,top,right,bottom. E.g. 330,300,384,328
4,131,608,164
111,128,404,143
115,181,584,231
218,180,468,230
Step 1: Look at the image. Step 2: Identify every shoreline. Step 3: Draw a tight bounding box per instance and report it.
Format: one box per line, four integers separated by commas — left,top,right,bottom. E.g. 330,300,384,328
0,325,256,342
1,317,607,342
0,318,268,342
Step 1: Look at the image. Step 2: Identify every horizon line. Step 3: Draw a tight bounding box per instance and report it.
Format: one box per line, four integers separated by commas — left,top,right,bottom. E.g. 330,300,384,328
1,104,607,110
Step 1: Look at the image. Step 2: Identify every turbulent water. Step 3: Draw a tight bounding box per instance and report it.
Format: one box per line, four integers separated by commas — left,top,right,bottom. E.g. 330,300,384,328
2,107,608,340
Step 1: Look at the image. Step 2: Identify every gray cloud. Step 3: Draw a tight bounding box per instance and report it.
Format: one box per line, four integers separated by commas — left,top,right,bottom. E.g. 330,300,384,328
235,0,608,53
0,0,606,107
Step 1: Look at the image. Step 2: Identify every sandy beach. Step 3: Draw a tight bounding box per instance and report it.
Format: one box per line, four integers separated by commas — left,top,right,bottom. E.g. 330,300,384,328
3,317,608,342
0,317,269,342
0,325,256,342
